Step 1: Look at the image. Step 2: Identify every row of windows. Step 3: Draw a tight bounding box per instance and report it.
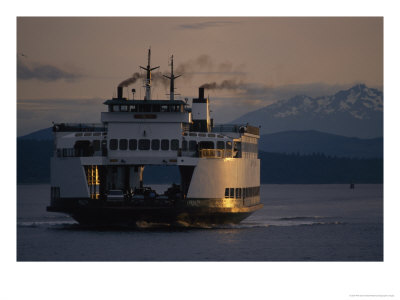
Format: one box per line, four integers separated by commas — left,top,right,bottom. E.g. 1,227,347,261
108,138,235,152
75,132,106,137
109,104,183,113
224,186,260,199
109,139,179,151
183,132,225,138
182,140,233,151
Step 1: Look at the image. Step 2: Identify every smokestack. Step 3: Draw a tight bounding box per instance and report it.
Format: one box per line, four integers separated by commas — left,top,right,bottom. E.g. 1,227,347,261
199,87,204,100
117,86,123,99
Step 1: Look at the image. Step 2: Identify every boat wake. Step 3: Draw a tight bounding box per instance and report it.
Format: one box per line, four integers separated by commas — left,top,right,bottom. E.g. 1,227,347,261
215,216,345,229
17,220,79,228
17,216,344,231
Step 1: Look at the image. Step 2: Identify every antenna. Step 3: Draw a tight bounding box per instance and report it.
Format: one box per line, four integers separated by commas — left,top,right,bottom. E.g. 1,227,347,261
140,48,159,100
163,55,182,101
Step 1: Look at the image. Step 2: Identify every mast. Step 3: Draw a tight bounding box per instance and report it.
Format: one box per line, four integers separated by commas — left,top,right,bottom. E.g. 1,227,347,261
163,55,181,101
140,48,159,100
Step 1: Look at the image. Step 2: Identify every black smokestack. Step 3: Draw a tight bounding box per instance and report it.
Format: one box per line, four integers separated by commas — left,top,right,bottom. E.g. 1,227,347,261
117,86,123,99
199,87,204,99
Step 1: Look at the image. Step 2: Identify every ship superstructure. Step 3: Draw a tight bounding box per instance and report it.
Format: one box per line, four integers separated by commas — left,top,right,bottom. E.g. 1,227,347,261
48,50,262,226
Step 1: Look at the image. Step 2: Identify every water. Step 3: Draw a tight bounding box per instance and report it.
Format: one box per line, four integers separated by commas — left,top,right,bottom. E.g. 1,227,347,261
17,184,383,261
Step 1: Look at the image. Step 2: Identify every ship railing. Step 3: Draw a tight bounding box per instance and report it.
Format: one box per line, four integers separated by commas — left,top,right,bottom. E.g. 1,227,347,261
199,149,232,158
53,123,107,133
212,124,260,136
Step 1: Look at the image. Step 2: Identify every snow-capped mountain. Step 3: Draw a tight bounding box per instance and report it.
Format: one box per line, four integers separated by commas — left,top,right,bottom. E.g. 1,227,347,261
232,84,383,138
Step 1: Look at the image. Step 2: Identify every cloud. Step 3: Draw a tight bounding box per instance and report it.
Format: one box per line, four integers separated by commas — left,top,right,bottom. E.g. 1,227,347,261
176,21,238,30
17,58,83,82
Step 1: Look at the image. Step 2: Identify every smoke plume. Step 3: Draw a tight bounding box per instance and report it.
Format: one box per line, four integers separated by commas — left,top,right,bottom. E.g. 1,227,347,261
118,72,169,88
200,79,245,90
118,72,142,87
117,54,244,90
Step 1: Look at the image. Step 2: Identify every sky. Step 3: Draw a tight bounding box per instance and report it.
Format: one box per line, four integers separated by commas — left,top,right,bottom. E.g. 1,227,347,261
16,17,383,136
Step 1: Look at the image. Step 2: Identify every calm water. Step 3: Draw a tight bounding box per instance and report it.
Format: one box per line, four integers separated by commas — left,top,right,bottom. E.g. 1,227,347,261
17,184,383,261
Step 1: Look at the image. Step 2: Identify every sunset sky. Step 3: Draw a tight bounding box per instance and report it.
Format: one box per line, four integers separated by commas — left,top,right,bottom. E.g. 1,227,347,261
17,17,383,135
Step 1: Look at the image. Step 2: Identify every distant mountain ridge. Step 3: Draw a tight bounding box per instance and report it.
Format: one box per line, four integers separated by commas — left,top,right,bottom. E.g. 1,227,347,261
259,130,382,158
233,84,383,138
19,127,52,140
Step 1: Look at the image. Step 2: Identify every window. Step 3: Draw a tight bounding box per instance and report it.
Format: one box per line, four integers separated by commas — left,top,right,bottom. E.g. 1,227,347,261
151,139,160,150
138,139,150,150
92,140,100,151
129,139,137,150
182,140,188,151
217,141,225,150
225,188,229,198
229,188,234,198
161,139,169,150
198,133,206,137
236,188,241,199
226,141,232,150
109,139,118,150
189,133,197,137
171,139,179,150
119,139,128,150
199,141,214,150
189,140,197,151
208,133,215,137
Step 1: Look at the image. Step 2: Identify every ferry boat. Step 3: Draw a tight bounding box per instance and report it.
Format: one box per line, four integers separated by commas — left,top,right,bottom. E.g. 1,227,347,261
47,50,263,226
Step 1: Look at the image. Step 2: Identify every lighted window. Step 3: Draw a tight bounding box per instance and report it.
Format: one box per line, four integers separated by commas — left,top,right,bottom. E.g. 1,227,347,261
236,188,241,199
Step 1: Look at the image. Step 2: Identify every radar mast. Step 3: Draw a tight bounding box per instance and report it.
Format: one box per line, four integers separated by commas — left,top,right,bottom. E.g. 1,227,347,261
163,55,182,101
140,48,159,100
